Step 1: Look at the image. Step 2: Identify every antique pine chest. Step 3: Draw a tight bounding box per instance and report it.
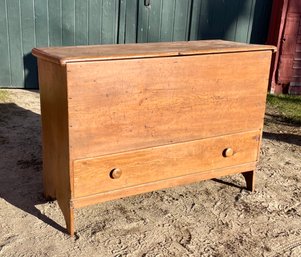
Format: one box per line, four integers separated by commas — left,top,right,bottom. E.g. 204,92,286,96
32,40,276,235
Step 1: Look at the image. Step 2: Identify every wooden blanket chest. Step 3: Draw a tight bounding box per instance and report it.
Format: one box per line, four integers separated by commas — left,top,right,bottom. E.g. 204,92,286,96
32,40,276,235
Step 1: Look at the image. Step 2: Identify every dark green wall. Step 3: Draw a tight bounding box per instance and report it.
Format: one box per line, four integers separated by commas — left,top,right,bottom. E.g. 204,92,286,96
0,0,272,89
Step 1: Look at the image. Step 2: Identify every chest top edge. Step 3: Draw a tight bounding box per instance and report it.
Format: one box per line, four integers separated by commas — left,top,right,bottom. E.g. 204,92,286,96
32,40,276,65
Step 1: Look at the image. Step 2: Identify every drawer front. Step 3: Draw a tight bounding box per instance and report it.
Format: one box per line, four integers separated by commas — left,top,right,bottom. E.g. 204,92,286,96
73,130,260,198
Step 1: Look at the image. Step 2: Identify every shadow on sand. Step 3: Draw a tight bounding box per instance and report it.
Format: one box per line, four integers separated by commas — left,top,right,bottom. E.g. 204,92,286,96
0,102,67,233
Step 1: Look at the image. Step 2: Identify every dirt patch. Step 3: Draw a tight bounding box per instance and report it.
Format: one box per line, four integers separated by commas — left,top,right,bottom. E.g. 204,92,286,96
0,90,300,257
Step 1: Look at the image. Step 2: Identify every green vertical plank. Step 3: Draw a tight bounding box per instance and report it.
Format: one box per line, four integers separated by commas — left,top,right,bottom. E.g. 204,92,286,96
137,0,149,42
102,0,119,44
118,0,126,44
199,0,225,40
210,0,225,39
235,0,254,43
173,0,191,41
75,0,88,45
62,0,75,45
21,0,35,50
246,0,256,43
88,0,101,44
124,0,138,43
198,0,208,39
99,0,104,43
21,0,37,88
147,0,162,42
223,0,240,41
198,0,242,41
7,0,24,87
0,0,11,86
250,0,273,44
189,0,202,40
160,0,175,42
198,0,210,39
35,0,48,47
48,0,62,46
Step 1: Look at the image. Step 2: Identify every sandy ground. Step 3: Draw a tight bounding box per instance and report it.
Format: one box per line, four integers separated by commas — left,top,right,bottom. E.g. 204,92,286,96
0,89,300,257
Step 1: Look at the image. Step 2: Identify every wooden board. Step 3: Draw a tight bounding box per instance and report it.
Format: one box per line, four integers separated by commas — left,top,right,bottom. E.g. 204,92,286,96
20,0,38,88
0,0,11,86
38,59,74,234
73,130,260,198
35,0,49,47
72,162,257,208
6,0,24,87
48,0,62,46
32,40,276,65
67,51,272,159
74,0,88,45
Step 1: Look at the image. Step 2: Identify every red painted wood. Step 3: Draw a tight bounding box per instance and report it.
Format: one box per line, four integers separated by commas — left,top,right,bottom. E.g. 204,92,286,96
268,0,301,94
267,0,287,46
287,0,301,93
278,14,300,84
288,0,301,14
267,0,290,94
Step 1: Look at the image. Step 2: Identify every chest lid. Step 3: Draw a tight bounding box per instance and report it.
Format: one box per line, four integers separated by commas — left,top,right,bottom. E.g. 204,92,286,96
32,40,276,65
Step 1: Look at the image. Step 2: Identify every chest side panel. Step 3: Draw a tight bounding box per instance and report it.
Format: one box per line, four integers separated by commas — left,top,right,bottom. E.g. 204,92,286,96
67,51,272,159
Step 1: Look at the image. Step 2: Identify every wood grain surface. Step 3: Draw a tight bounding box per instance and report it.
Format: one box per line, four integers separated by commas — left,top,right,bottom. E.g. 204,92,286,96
38,59,74,235
71,162,257,208
34,40,275,235
67,51,272,159
73,130,260,198
32,40,276,65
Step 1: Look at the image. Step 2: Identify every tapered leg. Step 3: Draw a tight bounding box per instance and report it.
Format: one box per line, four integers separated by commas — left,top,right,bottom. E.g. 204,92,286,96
64,207,75,236
57,198,75,236
242,170,255,192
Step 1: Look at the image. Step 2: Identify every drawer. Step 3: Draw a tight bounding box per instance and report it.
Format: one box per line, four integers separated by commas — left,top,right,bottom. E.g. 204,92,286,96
73,130,261,198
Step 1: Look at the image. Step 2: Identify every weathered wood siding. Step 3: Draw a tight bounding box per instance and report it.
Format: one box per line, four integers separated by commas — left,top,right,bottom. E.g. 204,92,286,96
0,0,272,88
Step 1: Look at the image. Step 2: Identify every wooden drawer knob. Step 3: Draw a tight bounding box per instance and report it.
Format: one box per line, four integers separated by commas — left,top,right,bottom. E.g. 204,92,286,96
110,168,122,179
223,148,234,157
